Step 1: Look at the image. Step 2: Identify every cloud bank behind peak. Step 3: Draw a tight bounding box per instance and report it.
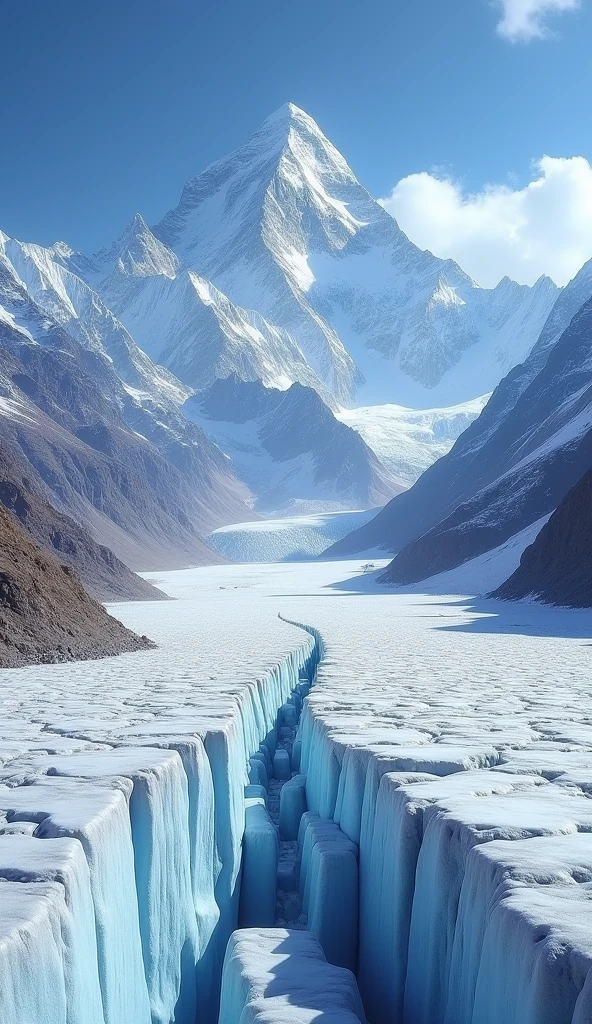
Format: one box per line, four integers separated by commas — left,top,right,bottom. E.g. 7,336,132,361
380,155,592,287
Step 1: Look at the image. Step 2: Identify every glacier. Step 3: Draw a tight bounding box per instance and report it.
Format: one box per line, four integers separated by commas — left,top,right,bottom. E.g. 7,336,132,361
206,509,378,562
219,928,366,1024
335,395,489,488
1,559,592,1024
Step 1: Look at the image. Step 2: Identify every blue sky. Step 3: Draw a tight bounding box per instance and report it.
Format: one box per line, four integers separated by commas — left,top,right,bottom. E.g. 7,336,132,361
2,0,590,284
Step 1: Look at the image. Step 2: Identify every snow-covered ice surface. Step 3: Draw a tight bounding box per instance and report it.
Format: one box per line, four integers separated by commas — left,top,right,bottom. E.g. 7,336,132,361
206,509,377,562
219,928,366,1024
1,558,592,1024
400,514,551,595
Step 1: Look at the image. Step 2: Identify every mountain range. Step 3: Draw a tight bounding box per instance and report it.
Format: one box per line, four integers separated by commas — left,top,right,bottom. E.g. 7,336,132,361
59,104,559,410
2,101,585,617
184,375,399,515
0,237,251,571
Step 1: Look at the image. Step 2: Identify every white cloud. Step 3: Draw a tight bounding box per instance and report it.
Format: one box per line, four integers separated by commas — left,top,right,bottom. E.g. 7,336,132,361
379,156,592,287
494,0,580,42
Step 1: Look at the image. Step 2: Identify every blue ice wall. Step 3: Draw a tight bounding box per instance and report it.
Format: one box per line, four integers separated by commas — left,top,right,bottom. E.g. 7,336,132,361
297,663,592,1024
0,628,321,1024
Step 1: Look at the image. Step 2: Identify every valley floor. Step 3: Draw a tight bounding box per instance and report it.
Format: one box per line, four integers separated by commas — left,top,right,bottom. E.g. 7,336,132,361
1,559,592,1024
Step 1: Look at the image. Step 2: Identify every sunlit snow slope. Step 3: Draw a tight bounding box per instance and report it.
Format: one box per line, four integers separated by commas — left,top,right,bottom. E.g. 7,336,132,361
336,395,489,487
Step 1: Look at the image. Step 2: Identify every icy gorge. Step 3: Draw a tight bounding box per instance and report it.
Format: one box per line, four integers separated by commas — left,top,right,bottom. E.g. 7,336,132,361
2,104,592,1024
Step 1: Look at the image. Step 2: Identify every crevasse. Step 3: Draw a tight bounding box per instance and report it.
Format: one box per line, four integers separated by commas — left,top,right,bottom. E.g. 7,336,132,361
2,604,592,1024
294,618,592,1024
0,620,321,1024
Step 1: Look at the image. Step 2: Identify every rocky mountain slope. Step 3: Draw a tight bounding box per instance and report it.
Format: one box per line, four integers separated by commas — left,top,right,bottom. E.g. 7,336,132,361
329,266,592,569
378,293,592,585
495,467,592,607
61,104,558,409
0,440,163,602
0,504,154,667
0,250,252,569
185,375,400,514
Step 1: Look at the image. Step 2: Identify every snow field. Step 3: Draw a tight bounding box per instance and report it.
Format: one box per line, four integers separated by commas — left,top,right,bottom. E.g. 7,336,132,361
335,396,489,488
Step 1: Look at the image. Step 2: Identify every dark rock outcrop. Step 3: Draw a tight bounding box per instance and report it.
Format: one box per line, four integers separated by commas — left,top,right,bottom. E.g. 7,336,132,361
186,375,400,514
495,467,592,607
0,505,154,668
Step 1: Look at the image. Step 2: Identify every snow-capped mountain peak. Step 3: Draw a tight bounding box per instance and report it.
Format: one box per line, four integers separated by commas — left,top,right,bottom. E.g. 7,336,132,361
147,106,560,405
429,278,466,310
57,104,560,409
153,102,374,277
94,212,179,285
266,101,361,191
51,240,75,258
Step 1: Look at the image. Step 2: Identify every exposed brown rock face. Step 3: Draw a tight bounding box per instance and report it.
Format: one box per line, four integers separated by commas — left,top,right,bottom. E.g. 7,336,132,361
0,505,154,667
0,258,253,573
0,441,165,602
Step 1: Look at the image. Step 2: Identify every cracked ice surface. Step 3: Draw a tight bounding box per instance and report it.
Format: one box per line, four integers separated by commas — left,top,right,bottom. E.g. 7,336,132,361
0,567,318,1024
269,560,592,1024
2,558,592,1024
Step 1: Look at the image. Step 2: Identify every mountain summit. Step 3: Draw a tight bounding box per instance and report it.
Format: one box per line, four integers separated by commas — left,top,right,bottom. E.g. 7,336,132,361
65,105,559,408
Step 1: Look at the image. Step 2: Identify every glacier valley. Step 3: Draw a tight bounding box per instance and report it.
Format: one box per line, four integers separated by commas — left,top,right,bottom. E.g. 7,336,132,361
2,96,592,1024
0,102,566,550
1,559,592,1024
